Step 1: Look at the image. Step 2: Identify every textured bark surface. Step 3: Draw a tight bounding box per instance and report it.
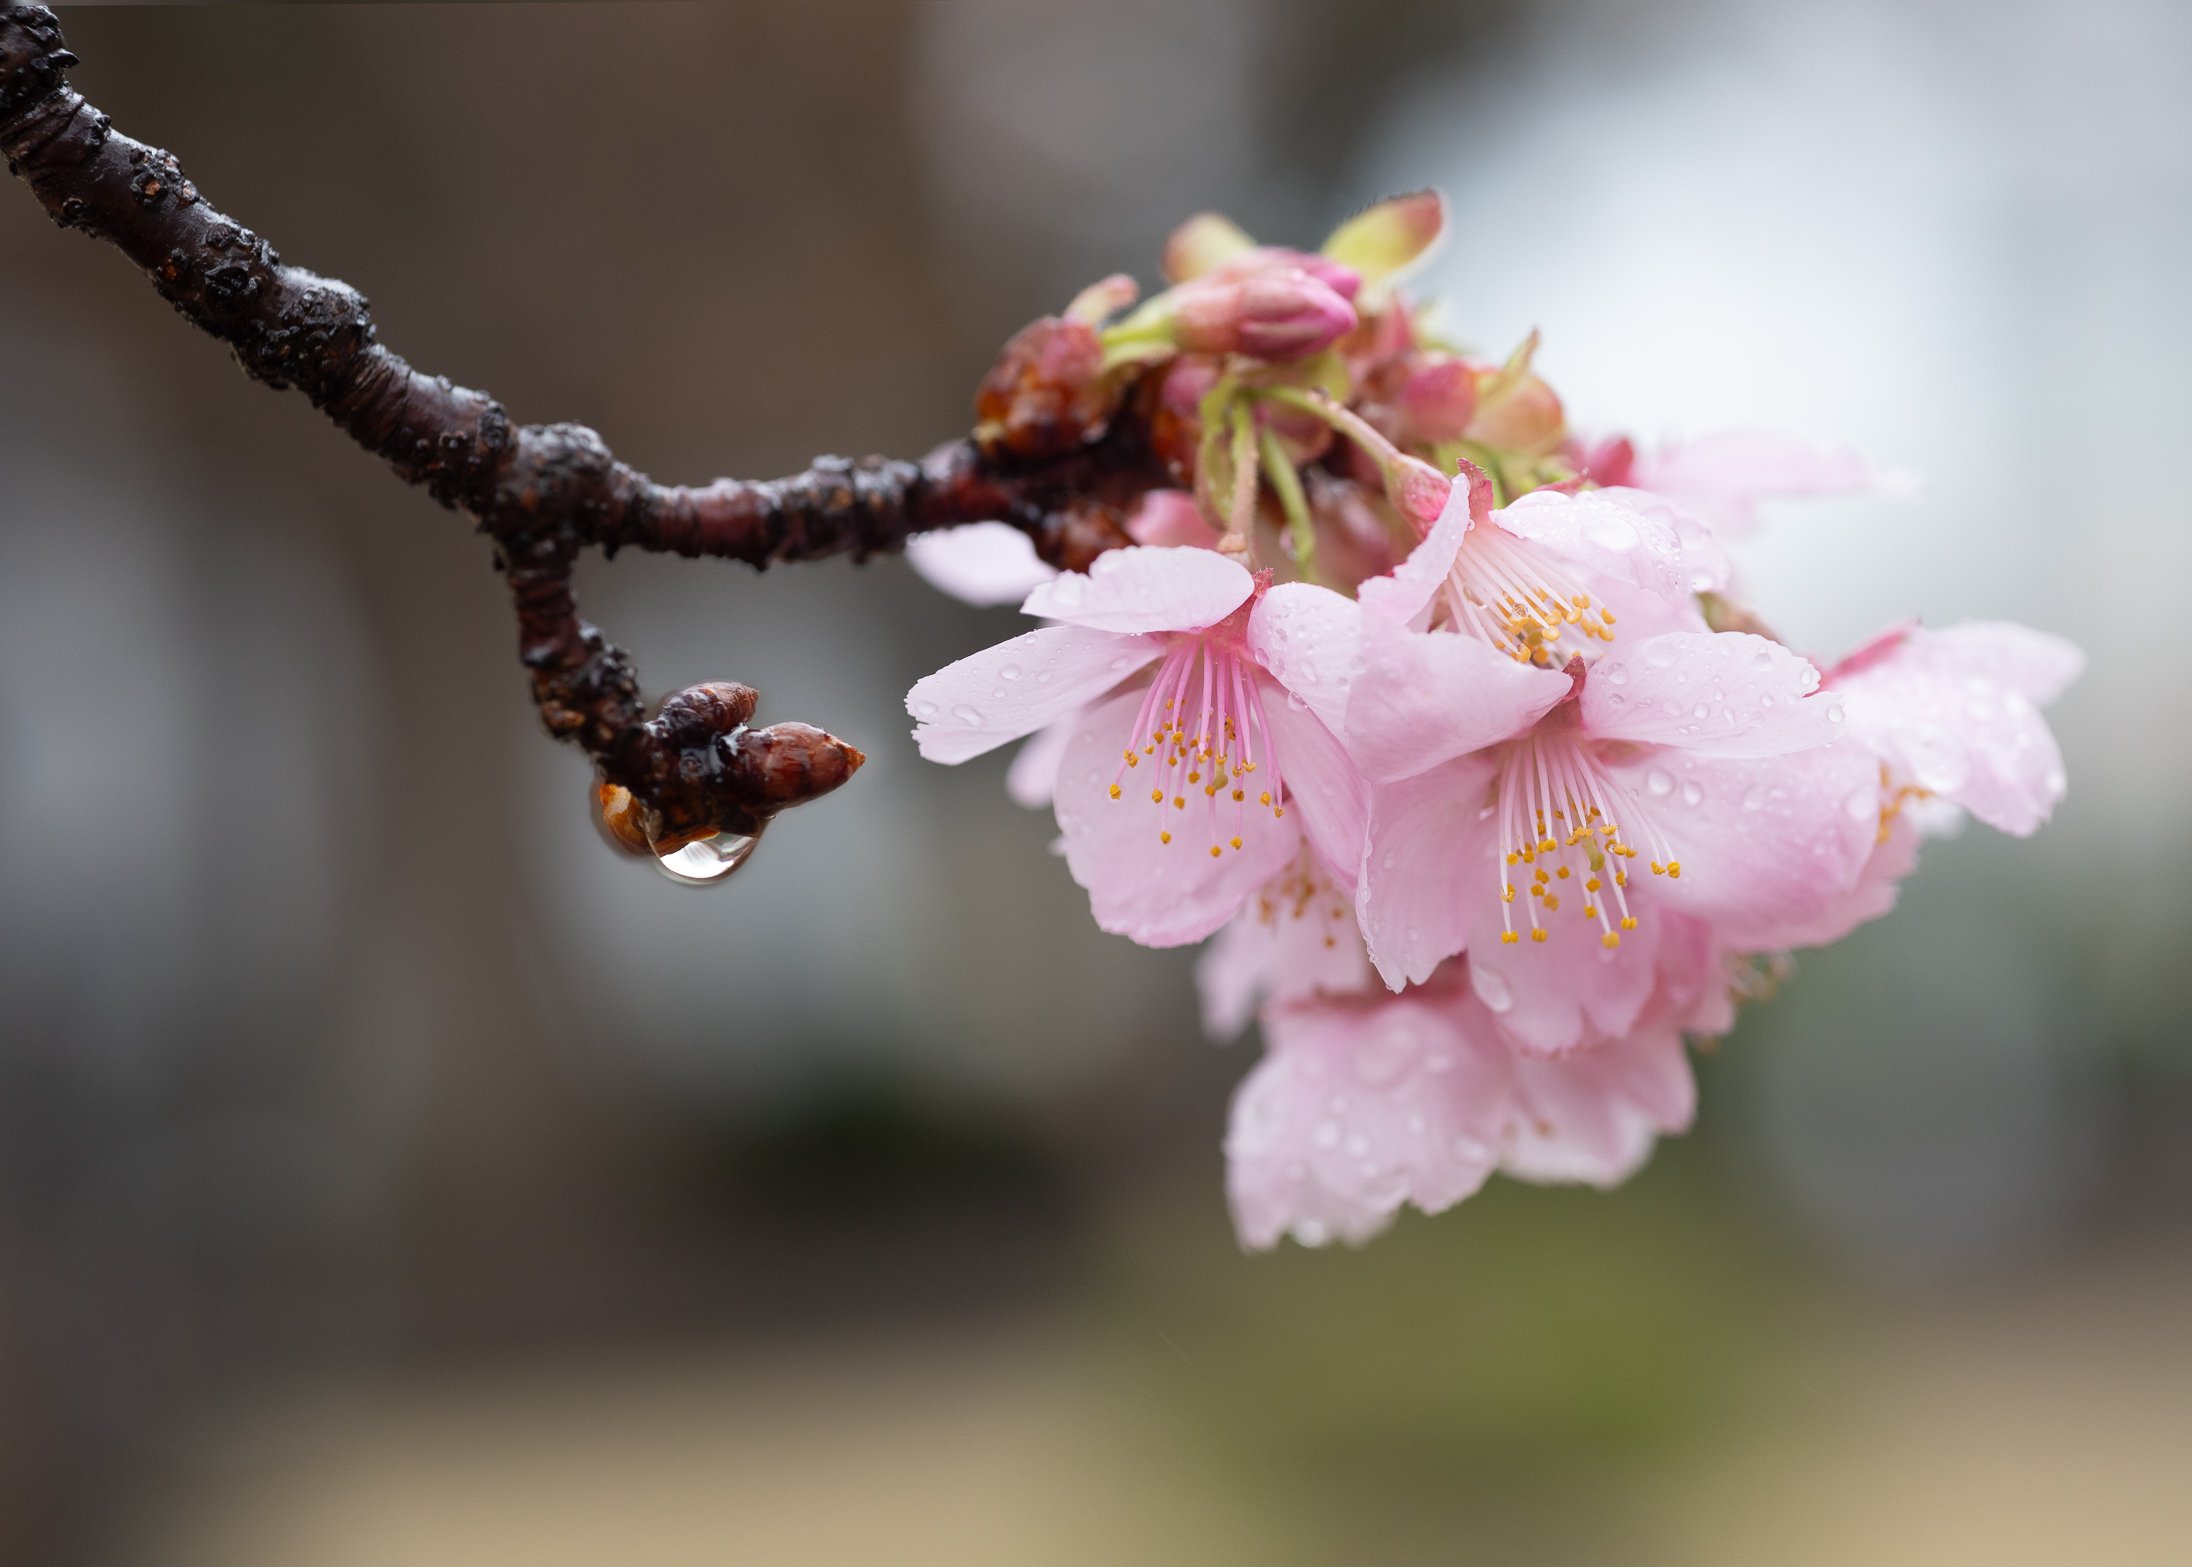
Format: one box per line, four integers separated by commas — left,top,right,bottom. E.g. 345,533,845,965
0,5,1160,854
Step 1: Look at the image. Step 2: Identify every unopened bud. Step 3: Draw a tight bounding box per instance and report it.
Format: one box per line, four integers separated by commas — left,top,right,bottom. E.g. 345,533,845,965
1172,268,1358,362
1468,369,1565,455
1380,352,1476,445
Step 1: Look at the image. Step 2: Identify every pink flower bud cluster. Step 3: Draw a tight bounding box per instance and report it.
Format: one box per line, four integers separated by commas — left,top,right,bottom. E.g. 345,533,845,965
903,195,2081,1251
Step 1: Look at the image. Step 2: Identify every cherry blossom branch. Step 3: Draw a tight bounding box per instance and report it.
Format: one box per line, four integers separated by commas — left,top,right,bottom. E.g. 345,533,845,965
0,5,1163,858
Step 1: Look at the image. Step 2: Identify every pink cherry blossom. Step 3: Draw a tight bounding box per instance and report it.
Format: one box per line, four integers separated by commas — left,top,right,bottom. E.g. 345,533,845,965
1196,848,1376,1040
1826,619,2081,837
1224,967,1697,1249
1353,628,1875,1052
908,545,1366,947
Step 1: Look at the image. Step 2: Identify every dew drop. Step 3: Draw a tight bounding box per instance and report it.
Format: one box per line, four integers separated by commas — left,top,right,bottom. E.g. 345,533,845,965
1844,788,1876,822
1604,665,1629,686
653,829,761,885
999,663,1022,681
1312,1120,1341,1151
1344,1132,1371,1160
1645,768,1674,797
950,703,983,726
1680,779,1704,807
1692,702,1709,719
913,699,940,720
1292,1219,1331,1247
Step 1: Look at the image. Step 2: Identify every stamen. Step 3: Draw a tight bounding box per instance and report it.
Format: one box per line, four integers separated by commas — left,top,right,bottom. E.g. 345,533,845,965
1108,632,1288,851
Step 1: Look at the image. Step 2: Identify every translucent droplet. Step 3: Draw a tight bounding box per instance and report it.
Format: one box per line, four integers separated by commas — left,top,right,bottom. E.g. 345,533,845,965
950,703,983,726
913,699,940,720
1843,788,1876,822
1645,767,1675,797
1292,1219,1331,1247
999,663,1022,681
1680,780,1704,807
653,829,761,885
1473,966,1514,1013
1604,665,1628,686
1312,1120,1341,1151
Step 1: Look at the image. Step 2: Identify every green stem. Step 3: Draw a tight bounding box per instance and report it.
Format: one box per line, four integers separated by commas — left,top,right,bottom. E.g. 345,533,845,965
1259,428,1317,584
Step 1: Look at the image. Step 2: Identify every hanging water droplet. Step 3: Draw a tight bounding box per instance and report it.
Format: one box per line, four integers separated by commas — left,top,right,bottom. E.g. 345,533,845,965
913,699,940,720
653,828,762,885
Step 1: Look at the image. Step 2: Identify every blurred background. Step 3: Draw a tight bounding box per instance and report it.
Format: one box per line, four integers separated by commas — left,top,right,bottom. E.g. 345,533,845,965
1,2,2186,1562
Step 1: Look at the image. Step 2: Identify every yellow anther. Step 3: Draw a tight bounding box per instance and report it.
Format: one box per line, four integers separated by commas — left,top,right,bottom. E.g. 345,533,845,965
1159,831,1172,844
1173,796,1186,810
1151,789,1164,804
1666,861,1682,878
1209,845,1222,858
1650,861,1665,875
1273,807,1285,819
1501,930,1520,944
1583,904,1598,917
1585,877,1601,892
1601,931,1621,949
1619,916,1637,930
1259,791,1271,807
1230,836,1243,850
1531,928,1548,943
1232,788,1245,802
1556,866,1571,880
1107,784,1121,799
1501,884,1516,903
1543,894,1560,912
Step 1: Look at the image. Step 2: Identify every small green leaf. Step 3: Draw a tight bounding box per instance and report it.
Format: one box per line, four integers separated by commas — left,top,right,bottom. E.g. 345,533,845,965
1321,190,1445,285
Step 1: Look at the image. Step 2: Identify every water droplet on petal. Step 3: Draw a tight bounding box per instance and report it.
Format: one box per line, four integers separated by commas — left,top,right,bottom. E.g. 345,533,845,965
950,703,984,726
1645,767,1675,797
1605,665,1628,686
914,700,940,720
1473,966,1513,1013
1312,1120,1341,1151
999,663,1022,681
1680,779,1704,807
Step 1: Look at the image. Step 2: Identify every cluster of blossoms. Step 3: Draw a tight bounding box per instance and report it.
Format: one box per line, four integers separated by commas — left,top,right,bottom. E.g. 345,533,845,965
905,194,2081,1250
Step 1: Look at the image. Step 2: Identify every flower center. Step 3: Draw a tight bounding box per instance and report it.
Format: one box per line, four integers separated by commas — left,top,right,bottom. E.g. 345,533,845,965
1108,633,1285,856
1251,849,1353,951
1494,733,1676,948
1439,527,1615,666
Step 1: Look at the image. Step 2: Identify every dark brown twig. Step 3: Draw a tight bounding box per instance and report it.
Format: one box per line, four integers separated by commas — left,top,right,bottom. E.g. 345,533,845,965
0,5,1162,857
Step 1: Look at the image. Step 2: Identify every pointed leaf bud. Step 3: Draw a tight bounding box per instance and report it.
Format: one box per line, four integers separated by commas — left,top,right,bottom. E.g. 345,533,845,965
1162,211,1257,283
1320,190,1445,287
1064,272,1139,325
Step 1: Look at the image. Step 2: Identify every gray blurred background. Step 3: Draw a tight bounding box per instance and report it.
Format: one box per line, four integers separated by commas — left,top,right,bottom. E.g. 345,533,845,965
0,3,2186,1563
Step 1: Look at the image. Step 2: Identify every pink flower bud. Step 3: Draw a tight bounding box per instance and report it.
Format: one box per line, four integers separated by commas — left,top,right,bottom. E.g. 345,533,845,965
1467,369,1566,455
1389,353,1477,445
1385,453,1453,528
1173,267,1358,362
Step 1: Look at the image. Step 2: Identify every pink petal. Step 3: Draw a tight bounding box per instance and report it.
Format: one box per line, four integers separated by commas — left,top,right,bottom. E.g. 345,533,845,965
1745,810,1921,951
1621,743,1883,937
1004,716,1077,809
1053,687,1299,947
1464,892,1662,1059
1195,862,1375,1040
1926,620,2085,706
903,522,1057,606
1124,489,1224,550
1022,544,1253,634
1247,582,1364,736
1260,695,1369,898
1581,632,1841,757
1345,618,1569,783
1832,622,2075,837
1500,1019,1694,1187
908,625,1161,764
1630,428,1911,539
1356,462,1495,627
1355,757,1496,990
1494,486,1708,602
1225,989,1511,1249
